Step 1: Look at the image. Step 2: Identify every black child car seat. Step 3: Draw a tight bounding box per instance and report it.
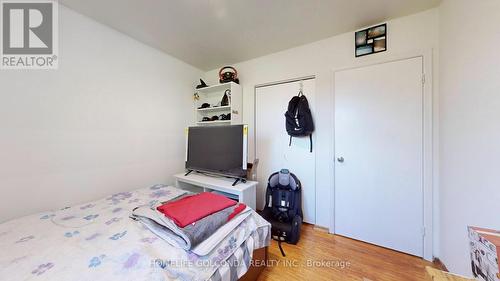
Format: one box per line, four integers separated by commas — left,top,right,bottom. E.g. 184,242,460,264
262,169,303,256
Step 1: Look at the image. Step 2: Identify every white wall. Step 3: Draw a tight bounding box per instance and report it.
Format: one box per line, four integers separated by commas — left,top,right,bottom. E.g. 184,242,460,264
0,6,202,222
439,0,500,276
204,8,440,251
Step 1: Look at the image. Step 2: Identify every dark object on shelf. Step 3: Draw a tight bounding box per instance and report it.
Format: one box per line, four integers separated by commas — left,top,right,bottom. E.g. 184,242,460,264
355,23,386,57
262,169,303,257
198,103,210,109
219,66,239,84
219,113,231,121
221,89,230,106
285,90,315,152
210,115,219,121
196,79,208,89
201,117,210,122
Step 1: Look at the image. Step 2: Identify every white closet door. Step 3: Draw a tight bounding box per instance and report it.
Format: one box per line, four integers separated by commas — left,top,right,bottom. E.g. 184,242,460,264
334,57,424,257
255,80,316,224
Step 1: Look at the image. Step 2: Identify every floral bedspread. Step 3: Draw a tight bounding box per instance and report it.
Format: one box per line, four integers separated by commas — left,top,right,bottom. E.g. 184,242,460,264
0,185,270,281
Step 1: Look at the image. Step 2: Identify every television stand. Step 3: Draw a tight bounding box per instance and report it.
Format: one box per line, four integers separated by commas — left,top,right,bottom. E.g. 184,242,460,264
184,170,194,176
174,172,257,210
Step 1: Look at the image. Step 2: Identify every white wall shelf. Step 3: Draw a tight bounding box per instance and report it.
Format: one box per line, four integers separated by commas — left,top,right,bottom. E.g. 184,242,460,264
196,83,235,94
194,82,242,126
196,105,231,112
196,120,231,125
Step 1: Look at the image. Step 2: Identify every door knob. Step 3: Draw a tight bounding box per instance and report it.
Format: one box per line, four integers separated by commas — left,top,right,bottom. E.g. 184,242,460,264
337,157,344,163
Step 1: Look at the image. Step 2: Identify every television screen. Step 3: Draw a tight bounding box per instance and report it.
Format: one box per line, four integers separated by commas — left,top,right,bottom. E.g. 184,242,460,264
186,125,247,178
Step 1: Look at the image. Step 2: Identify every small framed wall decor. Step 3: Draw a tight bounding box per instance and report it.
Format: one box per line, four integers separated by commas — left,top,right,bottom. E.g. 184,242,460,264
355,23,387,57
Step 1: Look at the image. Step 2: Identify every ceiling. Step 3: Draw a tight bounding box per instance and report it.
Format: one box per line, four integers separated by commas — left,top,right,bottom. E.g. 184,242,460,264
60,0,441,70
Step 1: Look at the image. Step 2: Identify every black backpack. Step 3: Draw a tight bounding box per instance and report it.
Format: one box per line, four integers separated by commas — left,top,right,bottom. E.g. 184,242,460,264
262,170,303,257
285,91,314,152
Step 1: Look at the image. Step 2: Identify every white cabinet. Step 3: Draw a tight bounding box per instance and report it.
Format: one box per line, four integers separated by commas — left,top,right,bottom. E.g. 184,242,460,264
194,82,242,126
174,173,256,210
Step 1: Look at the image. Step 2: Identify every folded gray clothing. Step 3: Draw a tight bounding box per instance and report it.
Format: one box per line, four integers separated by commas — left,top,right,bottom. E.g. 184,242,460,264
131,204,241,251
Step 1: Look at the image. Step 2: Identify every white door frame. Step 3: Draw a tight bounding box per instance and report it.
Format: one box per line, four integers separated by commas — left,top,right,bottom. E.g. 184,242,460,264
330,49,434,261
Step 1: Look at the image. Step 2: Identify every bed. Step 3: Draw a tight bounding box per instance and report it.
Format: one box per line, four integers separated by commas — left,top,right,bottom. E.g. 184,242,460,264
0,184,270,281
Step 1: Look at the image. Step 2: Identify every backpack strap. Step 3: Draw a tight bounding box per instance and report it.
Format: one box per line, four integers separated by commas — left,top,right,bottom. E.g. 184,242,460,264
277,235,286,257
309,134,313,153
289,135,292,146
293,91,303,127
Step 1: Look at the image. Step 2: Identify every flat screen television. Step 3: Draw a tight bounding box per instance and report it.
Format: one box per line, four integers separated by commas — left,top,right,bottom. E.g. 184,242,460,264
186,125,248,178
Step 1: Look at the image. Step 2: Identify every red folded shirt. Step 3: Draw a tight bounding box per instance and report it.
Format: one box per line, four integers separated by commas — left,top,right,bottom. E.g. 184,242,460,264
227,203,246,222
157,192,237,227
